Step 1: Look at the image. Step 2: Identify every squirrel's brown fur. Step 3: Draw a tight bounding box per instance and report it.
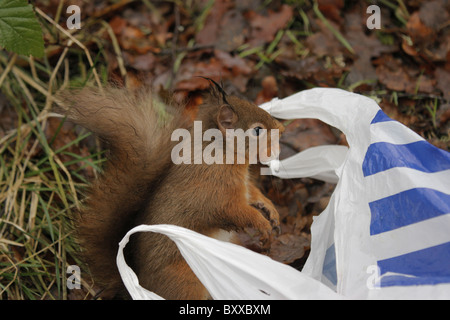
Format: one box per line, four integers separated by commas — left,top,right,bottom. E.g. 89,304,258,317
58,83,283,299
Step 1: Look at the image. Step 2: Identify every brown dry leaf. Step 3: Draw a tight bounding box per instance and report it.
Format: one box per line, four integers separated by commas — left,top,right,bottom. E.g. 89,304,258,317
276,56,322,80
437,103,450,128
270,234,310,264
245,4,293,47
435,68,450,101
195,0,246,51
123,3,173,48
374,55,436,94
125,70,145,89
306,19,343,58
254,76,278,105
376,64,434,93
378,99,418,128
109,15,127,34
344,7,395,84
216,8,248,51
426,33,450,62
121,26,154,54
317,0,344,24
403,2,449,61
406,11,435,46
175,59,224,91
401,38,419,57
195,0,234,44
175,50,253,92
284,214,310,235
280,119,338,152
123,52,157,71
214,49,252,75
418,0,449,31
109,16,161,54
276,56,343,88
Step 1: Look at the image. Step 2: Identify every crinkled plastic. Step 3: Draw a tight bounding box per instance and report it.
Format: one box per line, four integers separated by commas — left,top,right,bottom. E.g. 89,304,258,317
117,224,341,300
117,88,450,300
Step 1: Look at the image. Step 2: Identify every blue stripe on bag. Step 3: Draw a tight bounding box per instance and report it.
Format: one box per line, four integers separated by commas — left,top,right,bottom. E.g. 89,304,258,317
366,111,450,288
370,110,394,124
377,242,450,287
363,141,450,177
322,244,337,286
369,188,450,235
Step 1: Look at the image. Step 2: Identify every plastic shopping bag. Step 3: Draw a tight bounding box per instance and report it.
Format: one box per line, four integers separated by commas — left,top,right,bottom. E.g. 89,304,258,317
117,88,450,299
117,224,341,300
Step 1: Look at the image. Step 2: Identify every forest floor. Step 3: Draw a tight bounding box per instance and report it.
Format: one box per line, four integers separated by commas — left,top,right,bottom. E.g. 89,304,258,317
0,0,448,299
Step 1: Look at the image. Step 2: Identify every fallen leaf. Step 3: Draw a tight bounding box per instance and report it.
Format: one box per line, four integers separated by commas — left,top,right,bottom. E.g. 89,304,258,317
284,214,310,235
407,11,435,46
401,38,419,57
270,234,310,264
344,7,395,84
276,55,343,88
109,14,162,54
109,15,127,35
214,49,252,75
378,99,418,128
435,68,450,100
175,50,253,92
280,118,338,152
426,33,450,62
418,0,449,31
317,0,344,24
374,55,436,94
436,103,450,128
123,52,157,71
254,75,278,105
276,56,322,80
245,4,293,47
195,0,235,47
215,8,248,51
305,20,343,58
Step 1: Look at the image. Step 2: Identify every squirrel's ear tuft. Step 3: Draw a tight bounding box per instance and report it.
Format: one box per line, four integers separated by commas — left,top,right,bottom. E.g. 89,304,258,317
217,105,237,133
198,76,229,105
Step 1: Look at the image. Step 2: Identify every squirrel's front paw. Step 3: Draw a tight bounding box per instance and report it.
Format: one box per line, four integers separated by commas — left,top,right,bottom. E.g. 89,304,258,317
250,201,281,250
251,218,273,248
251,201,281,236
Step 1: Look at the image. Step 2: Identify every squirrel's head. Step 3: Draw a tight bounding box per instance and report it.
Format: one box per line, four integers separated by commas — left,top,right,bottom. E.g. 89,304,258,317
197,78,285,164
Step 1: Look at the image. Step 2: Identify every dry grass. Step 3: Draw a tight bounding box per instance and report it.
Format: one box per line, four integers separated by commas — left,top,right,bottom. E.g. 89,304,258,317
0,6,104,300
1,0,447,300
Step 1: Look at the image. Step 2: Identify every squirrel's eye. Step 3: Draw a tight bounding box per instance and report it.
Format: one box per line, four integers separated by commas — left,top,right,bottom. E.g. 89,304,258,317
253,126,263,136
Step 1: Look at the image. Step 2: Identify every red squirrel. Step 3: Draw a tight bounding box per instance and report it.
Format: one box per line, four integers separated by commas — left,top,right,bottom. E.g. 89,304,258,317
58,80,284,299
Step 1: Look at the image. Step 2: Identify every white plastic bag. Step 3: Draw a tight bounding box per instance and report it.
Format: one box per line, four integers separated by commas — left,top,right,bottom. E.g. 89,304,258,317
117,88,450,299
117,224,341,300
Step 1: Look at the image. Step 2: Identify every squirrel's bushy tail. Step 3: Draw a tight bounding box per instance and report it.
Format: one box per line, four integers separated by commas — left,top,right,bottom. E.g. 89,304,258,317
57,86,189,298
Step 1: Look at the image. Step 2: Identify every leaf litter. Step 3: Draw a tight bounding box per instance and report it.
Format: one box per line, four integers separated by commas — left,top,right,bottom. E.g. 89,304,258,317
1,0,449,299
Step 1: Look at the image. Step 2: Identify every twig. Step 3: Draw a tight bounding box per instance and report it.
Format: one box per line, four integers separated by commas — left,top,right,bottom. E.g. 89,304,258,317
159,44,214,55
102,21,127,80
91,0,135,19
34,7,104,94
43,39,73,113
0,53,17,88
0,231,73,277
0,112,62,148
172,4,181,63
169,4,182,89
